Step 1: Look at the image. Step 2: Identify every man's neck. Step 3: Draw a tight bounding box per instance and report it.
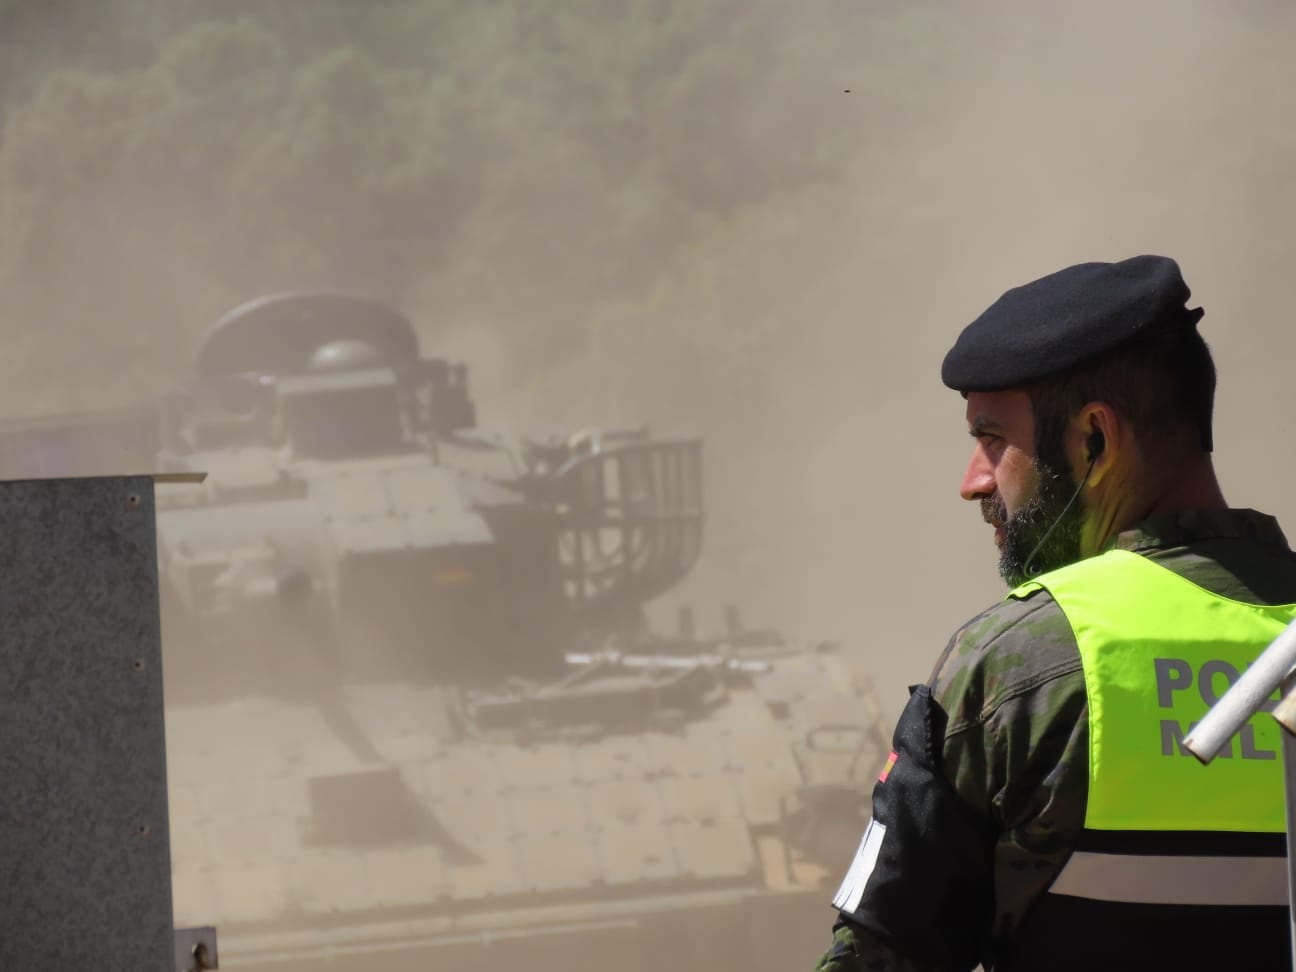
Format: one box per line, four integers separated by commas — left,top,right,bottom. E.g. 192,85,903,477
1085,455,1226,554
1147,462,1228,516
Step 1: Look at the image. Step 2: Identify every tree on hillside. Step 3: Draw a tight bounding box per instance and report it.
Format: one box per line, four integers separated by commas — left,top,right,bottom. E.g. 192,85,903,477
0,0,885,407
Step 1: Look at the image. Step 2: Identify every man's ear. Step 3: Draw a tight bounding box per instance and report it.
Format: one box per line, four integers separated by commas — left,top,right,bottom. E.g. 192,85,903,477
1074,402,1119,486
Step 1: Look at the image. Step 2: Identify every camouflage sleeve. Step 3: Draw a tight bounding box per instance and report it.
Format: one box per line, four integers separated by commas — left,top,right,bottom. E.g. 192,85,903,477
813,589,1090,972
812,919,934,972
928,589,1089,942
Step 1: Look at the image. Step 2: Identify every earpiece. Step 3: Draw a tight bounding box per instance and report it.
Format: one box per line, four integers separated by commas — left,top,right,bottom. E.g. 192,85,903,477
1024,427,1106,578
1087,429,1105,463
1024,433,1103,577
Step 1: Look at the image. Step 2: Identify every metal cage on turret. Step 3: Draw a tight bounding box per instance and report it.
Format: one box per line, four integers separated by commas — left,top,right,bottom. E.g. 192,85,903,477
554,437,703,619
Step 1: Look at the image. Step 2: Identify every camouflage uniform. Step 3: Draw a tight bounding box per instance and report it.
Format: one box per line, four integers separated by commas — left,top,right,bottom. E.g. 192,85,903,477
816,508,1296,972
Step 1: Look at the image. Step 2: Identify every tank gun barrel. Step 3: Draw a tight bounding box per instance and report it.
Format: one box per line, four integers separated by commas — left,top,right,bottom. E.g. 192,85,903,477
563,650,772,675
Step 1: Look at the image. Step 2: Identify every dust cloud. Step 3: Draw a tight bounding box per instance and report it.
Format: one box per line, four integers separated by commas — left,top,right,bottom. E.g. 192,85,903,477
479,0,1296,720
2,0,1296,967
5,1,1293,703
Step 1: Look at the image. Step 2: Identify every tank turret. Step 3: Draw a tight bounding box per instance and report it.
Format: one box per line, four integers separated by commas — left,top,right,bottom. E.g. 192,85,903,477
0,292,887,972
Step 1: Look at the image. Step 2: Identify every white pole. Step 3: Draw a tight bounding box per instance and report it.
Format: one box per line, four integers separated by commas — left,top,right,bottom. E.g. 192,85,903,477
1183,622,1296,969
1183,620,1296,762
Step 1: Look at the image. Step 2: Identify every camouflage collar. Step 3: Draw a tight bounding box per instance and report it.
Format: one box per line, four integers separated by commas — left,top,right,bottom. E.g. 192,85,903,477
1108,509,1289,554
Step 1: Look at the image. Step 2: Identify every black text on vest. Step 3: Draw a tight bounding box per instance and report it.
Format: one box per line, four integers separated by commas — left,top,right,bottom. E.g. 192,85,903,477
1154,657,1278,760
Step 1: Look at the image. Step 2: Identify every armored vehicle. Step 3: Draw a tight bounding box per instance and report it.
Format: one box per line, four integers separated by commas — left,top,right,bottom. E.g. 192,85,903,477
0,293,886,972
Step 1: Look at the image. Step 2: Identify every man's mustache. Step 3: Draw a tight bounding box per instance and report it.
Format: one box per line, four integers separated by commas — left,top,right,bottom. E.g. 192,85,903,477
981,494,1007,526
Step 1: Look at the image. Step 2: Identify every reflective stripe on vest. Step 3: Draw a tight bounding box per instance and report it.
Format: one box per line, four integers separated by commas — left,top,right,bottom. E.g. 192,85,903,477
1009,549,1296,905
1048,850,1288,905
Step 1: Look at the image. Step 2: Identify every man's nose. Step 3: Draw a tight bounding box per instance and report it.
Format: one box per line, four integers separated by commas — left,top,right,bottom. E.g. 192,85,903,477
960,447,995,502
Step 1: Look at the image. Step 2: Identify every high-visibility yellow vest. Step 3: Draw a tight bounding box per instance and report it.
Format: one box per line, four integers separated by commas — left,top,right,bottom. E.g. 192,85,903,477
1008,548,1295,911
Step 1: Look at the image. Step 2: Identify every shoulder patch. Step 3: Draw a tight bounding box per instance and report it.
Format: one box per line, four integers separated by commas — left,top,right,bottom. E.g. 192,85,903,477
878,750,898,783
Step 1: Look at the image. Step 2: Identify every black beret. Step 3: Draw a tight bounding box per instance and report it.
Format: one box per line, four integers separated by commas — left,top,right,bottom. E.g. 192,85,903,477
941,254,1206,393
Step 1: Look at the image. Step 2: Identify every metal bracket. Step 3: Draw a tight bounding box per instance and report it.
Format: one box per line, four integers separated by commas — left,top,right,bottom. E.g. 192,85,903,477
174,926,219,970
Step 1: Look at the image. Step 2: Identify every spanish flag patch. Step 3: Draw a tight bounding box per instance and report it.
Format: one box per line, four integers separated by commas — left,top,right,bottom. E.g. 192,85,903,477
878,750,898,783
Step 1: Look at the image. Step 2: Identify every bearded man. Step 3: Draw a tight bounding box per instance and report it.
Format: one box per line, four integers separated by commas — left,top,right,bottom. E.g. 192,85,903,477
814,255,1296,971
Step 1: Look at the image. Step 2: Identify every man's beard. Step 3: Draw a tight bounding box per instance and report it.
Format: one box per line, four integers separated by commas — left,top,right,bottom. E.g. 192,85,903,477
981,459,1084,587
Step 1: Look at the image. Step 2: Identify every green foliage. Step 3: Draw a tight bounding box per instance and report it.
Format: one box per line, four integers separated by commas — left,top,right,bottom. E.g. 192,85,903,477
0,0,874,407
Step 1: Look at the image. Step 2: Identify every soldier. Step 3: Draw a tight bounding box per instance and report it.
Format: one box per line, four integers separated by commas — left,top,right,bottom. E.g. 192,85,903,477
816,255,1296,971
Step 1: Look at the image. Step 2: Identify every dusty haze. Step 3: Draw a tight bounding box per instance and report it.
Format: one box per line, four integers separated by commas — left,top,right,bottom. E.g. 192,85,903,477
2,0,1296,966
5,0,1292,708
460,0,1296,718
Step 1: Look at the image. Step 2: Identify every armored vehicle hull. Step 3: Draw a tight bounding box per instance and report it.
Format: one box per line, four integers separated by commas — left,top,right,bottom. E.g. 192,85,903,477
0,293,885,972
166,642,880,972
